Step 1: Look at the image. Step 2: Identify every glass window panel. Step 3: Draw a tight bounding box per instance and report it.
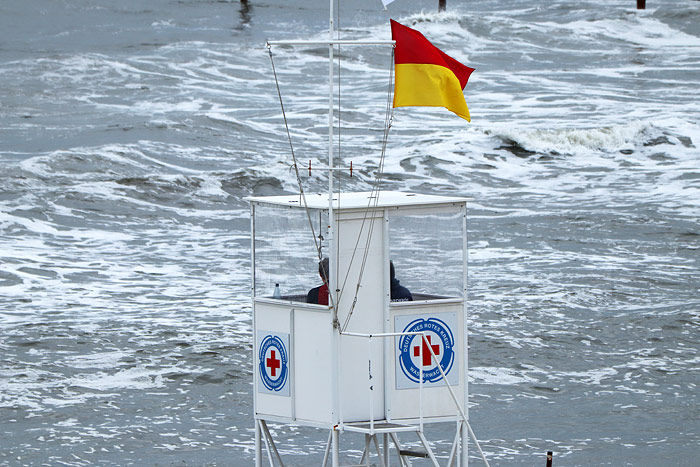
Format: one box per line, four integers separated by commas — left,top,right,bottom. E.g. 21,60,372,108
254,204,328,301
389,210,463,299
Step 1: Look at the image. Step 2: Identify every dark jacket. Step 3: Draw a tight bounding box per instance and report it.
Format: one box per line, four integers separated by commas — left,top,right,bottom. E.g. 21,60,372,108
306,283,329,305
390,278,413,302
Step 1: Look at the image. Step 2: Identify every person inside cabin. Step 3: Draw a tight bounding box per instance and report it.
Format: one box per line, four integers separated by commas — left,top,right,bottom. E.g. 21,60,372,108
306,257,329,305
390,260,413,302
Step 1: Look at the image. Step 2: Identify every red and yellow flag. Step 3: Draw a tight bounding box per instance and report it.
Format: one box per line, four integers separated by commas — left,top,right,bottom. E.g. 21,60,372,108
391,19,474,121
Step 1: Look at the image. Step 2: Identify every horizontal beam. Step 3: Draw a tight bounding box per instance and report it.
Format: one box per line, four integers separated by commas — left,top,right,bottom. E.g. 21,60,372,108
267,40,395,47
343,425,418,434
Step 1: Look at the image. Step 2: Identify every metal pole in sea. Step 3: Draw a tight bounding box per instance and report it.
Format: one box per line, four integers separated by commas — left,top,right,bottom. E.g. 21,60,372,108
637,0,646,9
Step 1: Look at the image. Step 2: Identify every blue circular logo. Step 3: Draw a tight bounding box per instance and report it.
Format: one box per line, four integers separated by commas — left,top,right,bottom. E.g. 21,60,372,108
259,335,289,392
398,317,455,384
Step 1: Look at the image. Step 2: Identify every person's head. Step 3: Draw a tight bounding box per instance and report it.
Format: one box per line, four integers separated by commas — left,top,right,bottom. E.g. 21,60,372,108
390,260,395,281
319,257,329,284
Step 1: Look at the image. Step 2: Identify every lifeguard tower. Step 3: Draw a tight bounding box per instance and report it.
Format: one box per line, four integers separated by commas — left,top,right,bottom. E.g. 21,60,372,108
247,191,487,466
249,1,489,463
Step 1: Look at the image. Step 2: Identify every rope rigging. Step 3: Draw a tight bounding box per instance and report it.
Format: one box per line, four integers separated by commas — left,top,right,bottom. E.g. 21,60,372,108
267,44,337,313
267,38,395,331
339,50,394,333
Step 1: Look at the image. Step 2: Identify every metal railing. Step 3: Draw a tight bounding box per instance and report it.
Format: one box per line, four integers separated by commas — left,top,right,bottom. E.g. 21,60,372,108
340,330,490,466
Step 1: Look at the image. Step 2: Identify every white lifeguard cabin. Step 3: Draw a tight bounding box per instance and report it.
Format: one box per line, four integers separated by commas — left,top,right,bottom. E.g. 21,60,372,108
247,191,480,466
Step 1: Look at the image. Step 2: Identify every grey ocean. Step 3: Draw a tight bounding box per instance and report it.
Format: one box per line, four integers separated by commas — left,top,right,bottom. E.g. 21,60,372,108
1,0,698,465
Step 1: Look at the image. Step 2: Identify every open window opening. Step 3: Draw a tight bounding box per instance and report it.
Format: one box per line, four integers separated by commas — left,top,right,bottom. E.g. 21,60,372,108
388,208,464,302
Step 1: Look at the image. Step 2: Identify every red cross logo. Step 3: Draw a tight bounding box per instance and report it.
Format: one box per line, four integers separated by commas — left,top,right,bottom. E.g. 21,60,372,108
266,350,281,377
413,335,440,367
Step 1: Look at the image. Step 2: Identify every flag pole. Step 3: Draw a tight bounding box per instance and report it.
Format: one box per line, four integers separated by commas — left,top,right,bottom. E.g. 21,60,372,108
327,3,341,467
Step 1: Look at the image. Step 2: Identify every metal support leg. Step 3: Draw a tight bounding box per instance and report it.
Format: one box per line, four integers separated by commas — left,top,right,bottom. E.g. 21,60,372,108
466,421,490,467
259,422,274,467
383,433,390,467
332,428,340,467
363,434,371,466
372,434,388,467
447,423,462,467
259,419,284,467
255,419,262,467
461,420,469,467
389,433,412,467
416,431,440,467
322,431,333,467
356,434,387,467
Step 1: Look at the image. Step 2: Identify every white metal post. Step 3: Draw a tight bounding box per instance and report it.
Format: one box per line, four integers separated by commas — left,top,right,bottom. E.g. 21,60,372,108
326,0,336,313
419,336,424,433
251,204,261,467
383,210,392,423
384,433,389,467
326,1,341,457
332,428,340,467
255,418,262,467
250,203,256,302
462,202,469,467
369,335,375,433
325,9,343,467
290,308,296,422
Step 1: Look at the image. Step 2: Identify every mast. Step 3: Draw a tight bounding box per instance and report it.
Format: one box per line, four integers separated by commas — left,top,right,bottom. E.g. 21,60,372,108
327,0,336,318
266,9,393,465
327,0,335,273
259,6,485,466
327,3,341,467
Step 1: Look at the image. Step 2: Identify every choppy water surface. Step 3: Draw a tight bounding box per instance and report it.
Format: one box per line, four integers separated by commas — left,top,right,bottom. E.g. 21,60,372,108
1,0,698,465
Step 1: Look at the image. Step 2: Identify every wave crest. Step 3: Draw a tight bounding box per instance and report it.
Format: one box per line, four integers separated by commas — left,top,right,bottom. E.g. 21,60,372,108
487,120,656,156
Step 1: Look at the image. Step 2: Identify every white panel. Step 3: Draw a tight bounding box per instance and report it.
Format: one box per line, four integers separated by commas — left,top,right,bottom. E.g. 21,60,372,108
293,308,333,424
336,215,385,422
338,334,385,422
388,302,465,421
254,301,293,419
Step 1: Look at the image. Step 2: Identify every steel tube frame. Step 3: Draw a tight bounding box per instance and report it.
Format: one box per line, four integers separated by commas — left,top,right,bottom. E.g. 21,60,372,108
267,40,395,46
462,203,469,466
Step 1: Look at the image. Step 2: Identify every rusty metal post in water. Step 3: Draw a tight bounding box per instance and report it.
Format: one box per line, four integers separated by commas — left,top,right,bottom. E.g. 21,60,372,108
637,0,646,9
439,0,446,12
546,451,553,467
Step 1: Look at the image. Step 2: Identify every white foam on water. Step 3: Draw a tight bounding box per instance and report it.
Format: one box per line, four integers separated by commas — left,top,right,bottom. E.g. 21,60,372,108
553,367,619,386
1,1,699,464
0,211,61,236
470,366,539,385
488,120,652,156
67,367,167,392
563,14,700,49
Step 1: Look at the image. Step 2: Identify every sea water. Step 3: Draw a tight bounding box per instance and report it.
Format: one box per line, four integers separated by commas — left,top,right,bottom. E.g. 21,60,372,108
0,0,698,465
